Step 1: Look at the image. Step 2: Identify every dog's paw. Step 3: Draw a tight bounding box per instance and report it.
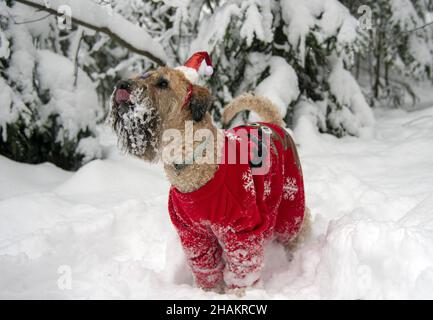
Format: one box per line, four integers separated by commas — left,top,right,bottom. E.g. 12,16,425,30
225,278,263,297
202,282,225,294
225,287,246,297
284,246,295,262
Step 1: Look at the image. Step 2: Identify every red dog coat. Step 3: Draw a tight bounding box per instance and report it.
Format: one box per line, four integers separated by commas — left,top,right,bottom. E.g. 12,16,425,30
168,123,305,289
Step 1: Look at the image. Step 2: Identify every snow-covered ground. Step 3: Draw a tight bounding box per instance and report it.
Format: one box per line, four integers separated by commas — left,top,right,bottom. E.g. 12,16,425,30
1,106,433,299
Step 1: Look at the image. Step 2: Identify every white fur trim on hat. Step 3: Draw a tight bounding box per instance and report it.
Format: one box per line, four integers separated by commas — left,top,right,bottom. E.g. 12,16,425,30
175,66,199,83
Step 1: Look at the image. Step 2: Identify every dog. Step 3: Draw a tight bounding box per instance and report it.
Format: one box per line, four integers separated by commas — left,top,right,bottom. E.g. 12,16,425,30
109,65,310,294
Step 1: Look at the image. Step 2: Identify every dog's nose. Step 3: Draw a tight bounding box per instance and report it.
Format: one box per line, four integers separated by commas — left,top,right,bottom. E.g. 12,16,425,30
116,80,133,90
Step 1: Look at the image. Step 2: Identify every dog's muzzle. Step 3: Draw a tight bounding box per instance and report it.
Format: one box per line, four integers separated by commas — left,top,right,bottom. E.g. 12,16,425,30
109,80,161,160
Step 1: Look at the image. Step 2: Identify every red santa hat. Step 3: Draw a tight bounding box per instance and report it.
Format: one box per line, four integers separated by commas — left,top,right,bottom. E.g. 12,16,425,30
175,51,213,83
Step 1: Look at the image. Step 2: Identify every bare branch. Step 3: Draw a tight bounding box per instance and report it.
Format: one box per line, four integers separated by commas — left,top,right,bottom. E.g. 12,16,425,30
10,12,51,25
14,0,166,66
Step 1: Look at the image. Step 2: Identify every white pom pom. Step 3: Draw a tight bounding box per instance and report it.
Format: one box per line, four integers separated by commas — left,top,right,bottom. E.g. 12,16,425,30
205,65,214,76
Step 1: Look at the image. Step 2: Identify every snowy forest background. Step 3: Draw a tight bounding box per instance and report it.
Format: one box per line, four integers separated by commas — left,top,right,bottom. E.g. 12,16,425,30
2,0,433,300
1,0,432,171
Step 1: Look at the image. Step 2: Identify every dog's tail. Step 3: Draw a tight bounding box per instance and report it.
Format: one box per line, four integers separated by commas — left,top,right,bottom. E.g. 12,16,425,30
222,93,285,127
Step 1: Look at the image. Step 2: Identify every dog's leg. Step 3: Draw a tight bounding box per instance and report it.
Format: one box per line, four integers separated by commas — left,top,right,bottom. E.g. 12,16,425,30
169,196,225,290
213,227,266,291
282,207,312,258
178,229,224,290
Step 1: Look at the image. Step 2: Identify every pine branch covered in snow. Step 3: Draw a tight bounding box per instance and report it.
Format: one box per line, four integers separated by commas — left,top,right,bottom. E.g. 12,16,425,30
0,2,104,170
185,0,372,136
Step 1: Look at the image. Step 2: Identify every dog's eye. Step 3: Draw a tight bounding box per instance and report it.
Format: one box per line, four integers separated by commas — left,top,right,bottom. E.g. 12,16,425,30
156,78,169,89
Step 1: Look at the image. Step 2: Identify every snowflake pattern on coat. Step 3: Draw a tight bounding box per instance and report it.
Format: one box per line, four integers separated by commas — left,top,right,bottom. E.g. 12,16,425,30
264,180,271,199
283,177,298,201
242,171,256,196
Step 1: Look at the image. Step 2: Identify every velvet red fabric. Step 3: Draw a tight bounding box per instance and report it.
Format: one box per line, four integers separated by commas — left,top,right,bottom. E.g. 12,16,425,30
168,123,305,289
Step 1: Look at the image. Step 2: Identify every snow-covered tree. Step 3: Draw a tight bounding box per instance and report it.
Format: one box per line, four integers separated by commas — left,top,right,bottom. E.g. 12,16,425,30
107,0,375,136
0,2,103,170
341,0,433,107
1,0,167,170
139,0,373,137
0,0,384,168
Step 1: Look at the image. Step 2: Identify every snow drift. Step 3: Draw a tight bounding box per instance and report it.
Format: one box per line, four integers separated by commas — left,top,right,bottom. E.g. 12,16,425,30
1,106,433,299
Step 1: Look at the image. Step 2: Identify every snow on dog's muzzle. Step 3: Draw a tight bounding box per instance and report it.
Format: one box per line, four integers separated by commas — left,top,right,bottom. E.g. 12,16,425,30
109,83,161,160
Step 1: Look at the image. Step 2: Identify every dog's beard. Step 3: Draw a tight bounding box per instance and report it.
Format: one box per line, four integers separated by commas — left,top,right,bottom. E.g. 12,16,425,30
109,89,161,161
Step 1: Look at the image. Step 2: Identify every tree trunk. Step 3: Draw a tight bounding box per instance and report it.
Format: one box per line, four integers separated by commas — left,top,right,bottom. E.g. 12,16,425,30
374,29,382,100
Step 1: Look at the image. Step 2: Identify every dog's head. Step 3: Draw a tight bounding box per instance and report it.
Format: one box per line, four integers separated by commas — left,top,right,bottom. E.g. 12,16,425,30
109,67,213,161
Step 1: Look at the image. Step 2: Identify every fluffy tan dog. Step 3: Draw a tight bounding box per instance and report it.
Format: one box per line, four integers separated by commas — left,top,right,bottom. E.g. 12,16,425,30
109,66,310,294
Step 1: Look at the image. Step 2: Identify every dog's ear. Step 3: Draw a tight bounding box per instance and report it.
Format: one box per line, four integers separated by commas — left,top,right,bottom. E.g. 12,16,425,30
189,85,213,122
